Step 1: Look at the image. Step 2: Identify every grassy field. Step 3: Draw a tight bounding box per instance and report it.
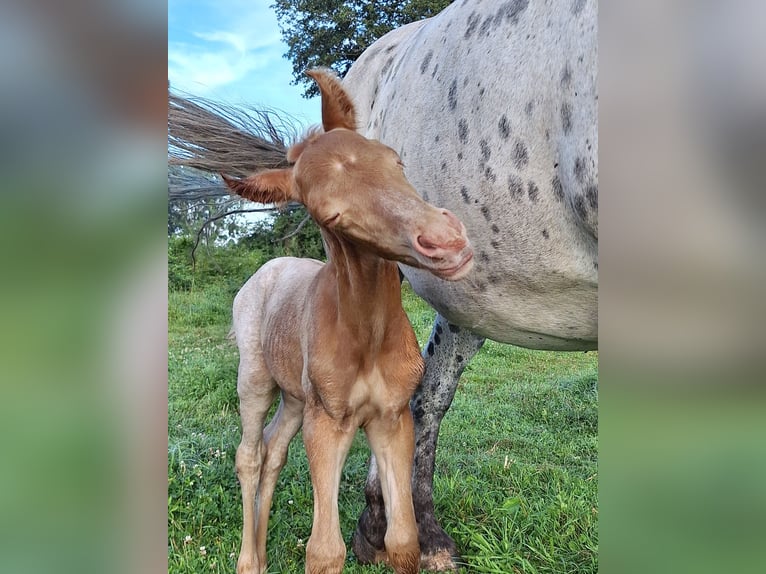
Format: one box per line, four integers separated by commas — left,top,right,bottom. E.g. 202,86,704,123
168,279,598,573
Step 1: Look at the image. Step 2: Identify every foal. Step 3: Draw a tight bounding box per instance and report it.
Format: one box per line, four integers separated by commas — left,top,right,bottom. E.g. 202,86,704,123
225,69,474,574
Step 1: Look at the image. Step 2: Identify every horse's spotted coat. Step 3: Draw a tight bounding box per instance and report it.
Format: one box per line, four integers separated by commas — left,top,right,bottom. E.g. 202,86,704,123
344,0,597,569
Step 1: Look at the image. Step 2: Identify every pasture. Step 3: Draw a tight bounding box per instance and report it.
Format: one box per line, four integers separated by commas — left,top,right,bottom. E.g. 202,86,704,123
168,264,598,573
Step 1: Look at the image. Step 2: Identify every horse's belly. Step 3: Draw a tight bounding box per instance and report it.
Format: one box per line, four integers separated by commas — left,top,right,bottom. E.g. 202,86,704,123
406,268,597,351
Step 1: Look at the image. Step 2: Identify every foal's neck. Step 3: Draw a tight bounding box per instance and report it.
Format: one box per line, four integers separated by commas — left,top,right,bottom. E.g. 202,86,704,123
321,231,404,339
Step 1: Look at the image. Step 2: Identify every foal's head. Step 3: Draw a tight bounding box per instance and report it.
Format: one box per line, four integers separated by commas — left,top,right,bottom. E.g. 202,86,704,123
224,69,473,280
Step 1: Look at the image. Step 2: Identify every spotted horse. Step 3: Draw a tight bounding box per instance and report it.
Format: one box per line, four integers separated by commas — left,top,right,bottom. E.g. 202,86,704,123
343,0,598,570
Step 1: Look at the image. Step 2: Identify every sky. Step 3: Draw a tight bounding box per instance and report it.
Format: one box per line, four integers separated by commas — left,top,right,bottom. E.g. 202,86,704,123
168,0,320,126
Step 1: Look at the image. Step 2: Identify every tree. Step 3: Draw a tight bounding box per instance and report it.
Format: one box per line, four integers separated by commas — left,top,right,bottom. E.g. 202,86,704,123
272,0,453,97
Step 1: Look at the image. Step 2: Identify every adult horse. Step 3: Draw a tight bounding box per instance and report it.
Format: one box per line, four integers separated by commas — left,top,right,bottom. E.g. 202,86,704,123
342,0,598,570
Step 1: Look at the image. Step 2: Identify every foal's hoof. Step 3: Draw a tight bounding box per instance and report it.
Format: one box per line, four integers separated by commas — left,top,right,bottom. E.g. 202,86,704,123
350,525,387,565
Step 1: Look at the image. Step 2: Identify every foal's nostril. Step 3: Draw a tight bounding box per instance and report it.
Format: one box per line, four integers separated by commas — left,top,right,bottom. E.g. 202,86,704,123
417,235,439,251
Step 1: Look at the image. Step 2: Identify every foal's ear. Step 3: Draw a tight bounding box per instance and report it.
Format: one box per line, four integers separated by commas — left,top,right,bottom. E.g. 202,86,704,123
222,169,296,205
306,68,357,132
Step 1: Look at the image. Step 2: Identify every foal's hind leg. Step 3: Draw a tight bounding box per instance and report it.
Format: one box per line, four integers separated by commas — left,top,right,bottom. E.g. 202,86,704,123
235,357,278,574
253,392,304,570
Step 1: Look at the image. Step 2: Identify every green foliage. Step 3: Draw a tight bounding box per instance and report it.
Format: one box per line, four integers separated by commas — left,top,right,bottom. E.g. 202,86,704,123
272,0,453,97
168,235,266,294
241,208,325,261
168,273,599,573
169,209,325,294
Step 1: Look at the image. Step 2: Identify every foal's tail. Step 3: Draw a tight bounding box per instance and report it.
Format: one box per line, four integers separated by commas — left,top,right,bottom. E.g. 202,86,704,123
168,90,303,191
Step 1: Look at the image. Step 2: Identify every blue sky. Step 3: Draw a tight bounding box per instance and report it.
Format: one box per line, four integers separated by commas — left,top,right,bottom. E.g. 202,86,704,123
168,0,320,126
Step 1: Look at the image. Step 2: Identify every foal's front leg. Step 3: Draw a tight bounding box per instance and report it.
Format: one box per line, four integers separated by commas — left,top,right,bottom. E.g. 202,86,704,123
364,409,420,574
302,401,356,574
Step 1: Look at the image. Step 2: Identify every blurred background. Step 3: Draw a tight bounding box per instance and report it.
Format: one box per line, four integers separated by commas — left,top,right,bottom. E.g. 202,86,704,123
0,0,763,572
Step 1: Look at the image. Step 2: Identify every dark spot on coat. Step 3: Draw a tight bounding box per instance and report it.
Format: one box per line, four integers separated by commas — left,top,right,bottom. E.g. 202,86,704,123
491,240,501,249
420,51,433,74
561,63,572,88
480,205,491,221
561,102,572,134
552,176,564,201
498,115,510,140
441,161,447,171
385,44,398,53
513,140,529,169
458,119,469,143
448,79,458,110
484,166,497,182
542,229,549,239
456,354,464,362
465,11,480,39
491,224,499,233
594,261,599,270
480,139,491,163
573,195,587,219
435,134,440,142
480,15,493,36
574,157,588,183
508,174,524,199
460,186,471,204
381,56,395,77
432,63,439,78
457,152,463,160
572,0,586,16
448,324,461,334
427,342,435,356
479,251,490,263
586,184,598,209
499,0,530,24
527,181,539,202
525,100,534,116
435,323,443,335
434,333,441,345
479,87,486,97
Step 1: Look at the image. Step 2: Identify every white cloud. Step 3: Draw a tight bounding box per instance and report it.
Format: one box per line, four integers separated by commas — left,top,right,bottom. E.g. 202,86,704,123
193,30,248,54
168,1,318,121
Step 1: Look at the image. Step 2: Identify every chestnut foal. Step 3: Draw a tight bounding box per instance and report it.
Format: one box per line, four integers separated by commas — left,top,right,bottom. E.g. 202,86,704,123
225,69,474,574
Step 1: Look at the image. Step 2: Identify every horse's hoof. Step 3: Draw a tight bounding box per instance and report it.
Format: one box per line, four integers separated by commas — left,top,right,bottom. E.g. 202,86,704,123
350,525,388,565
420,549,461,572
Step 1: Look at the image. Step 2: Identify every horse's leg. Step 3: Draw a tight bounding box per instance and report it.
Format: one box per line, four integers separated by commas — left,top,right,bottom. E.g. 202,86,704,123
364,409,420,574
352,314,485,571
235,357,278,574
253,392,304,571
302,400,356,574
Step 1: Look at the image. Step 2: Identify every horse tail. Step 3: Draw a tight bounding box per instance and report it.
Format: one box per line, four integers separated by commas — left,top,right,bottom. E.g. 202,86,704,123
168,90,302,184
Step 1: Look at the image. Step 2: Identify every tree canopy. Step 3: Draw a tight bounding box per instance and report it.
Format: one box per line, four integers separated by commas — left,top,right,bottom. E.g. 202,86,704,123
273,0,453,97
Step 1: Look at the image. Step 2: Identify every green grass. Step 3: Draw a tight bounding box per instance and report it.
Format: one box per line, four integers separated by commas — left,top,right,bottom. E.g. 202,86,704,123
169,281,598,573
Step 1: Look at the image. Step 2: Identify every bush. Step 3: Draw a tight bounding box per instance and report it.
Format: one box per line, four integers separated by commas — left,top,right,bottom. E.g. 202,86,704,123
241,209,325,261
169,210,325,293
168,236,266,294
